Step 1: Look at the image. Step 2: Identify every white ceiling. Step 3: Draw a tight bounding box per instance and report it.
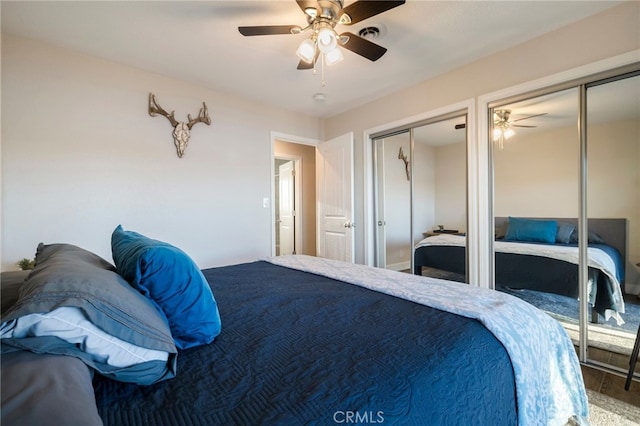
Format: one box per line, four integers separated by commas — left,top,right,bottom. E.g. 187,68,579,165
1,0,625,119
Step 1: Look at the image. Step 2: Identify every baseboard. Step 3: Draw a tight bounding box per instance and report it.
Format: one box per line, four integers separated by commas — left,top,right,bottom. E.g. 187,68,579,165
387,261,410,272
626,282,640,297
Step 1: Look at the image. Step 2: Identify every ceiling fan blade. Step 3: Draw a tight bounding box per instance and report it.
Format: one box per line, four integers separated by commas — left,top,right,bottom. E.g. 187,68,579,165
238,25,299,36
340,32,387,61
341,0,406,25
511,112,548,123
511,125,537,128
297,60,313,70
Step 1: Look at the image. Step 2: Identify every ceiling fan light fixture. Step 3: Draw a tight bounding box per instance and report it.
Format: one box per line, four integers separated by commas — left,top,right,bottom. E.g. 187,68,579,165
296,38,317,63
338,34,350,45
317,27,338,53
338,13,352,25
503,128,515,139
492,126,516,141
325,47,344,65
492,128,502,142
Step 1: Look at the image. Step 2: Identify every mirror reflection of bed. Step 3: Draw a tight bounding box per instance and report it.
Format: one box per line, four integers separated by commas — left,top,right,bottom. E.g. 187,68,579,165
415,217,627,314
416,73,640,371
415,216,636,357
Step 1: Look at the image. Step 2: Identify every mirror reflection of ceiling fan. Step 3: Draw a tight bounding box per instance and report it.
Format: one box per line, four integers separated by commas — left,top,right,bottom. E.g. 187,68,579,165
455,109,548,149
238,0,406,70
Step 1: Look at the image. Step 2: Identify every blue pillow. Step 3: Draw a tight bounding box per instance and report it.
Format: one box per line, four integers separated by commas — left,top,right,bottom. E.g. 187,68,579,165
111,225,221,349
504,217,558,244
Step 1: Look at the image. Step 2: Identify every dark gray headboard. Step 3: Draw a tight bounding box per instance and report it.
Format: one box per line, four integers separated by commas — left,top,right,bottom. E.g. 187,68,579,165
494,217,628,272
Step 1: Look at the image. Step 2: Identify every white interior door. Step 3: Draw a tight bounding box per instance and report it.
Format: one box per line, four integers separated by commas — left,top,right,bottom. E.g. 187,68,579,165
317,132,354,262
278,161,295,255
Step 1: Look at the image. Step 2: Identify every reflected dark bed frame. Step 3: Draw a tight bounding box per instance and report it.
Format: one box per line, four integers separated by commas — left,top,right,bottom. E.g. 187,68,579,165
414,218,628,320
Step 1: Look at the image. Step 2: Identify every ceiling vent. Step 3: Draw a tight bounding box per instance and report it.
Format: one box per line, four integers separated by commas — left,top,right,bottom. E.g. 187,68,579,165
358,26,381,40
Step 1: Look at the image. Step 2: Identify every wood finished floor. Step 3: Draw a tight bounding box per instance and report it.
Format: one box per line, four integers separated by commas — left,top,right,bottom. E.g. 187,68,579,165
581,346,640,407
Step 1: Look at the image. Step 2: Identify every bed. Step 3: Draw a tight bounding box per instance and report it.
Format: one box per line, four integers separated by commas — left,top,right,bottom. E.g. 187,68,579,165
414,217,627,325
1,226,589,425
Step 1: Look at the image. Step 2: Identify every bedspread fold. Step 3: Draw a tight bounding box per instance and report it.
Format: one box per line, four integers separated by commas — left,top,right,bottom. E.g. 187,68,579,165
266,254,589,426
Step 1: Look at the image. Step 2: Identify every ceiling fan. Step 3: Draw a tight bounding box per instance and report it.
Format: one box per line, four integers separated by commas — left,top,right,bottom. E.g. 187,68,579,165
238,0,406,70
455,109,548,149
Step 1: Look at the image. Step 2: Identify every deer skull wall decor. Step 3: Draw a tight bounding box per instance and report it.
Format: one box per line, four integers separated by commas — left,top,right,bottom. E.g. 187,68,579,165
148,93,211,158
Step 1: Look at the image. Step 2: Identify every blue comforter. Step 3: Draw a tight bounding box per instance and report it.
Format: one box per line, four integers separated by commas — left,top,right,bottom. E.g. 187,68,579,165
270,255,588,425
94,257,587,425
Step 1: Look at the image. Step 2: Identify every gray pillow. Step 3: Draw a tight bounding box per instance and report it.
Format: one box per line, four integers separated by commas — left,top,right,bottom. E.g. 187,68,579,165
568,229,606,244
556,222,576,244
1,243,177,385
1,350,103,425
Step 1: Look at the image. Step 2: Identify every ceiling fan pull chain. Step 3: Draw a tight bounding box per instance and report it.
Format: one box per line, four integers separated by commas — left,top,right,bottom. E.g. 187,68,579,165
321,54,326,87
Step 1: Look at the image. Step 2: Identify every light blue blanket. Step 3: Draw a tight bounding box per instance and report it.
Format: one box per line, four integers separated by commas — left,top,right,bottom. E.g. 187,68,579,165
267,255,589,426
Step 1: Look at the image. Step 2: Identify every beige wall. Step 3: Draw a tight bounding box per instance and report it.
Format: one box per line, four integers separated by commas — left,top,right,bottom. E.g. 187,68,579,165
494,125,580,218
274,140,317,256
412,142,436,244
434,142,467,233
1,34,322,270
323,2,640,264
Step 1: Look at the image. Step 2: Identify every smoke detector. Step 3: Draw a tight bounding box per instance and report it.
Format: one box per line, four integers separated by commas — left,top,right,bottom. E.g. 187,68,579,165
312,93,326,103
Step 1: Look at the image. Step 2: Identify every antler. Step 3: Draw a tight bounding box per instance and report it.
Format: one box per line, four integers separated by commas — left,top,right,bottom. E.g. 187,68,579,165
398,147,410,181
187,102,211,129
148,92,212,158
148,93,178,127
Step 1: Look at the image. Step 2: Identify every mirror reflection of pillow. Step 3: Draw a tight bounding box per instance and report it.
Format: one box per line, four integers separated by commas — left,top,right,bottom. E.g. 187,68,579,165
555,222,576,244
111,225,221,350
504,217,557,244
569,228,605,244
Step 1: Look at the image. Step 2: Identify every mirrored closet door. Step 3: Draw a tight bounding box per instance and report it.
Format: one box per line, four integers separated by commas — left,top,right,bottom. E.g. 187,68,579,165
585,73,640,372
373,113,468,281
374,131,412,271
491,87,582,350
490,66,640,375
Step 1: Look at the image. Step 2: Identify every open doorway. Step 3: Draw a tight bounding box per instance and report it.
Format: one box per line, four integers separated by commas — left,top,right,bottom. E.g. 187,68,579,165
274,139,317,256
275,157,298,255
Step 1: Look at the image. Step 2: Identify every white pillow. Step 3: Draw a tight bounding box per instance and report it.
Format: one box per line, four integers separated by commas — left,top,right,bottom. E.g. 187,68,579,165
1,306,168,368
